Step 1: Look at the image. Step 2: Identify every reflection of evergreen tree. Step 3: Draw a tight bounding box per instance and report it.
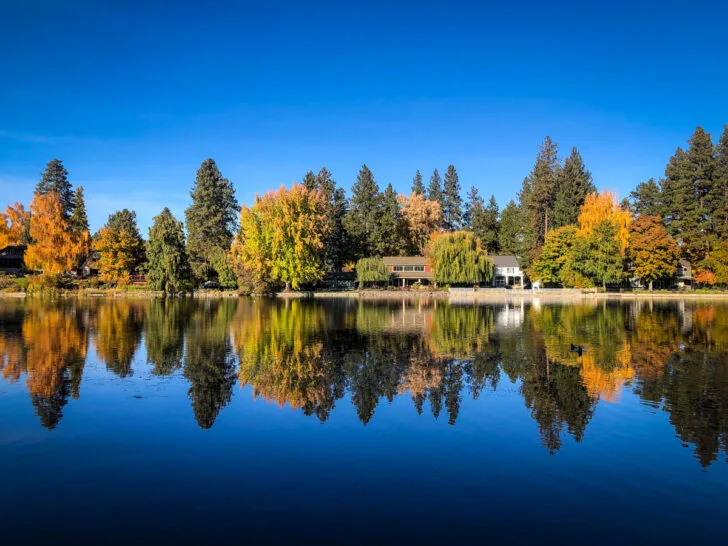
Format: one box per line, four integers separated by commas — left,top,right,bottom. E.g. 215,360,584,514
145,298,191,375
31,378,71,430
184,301,237,429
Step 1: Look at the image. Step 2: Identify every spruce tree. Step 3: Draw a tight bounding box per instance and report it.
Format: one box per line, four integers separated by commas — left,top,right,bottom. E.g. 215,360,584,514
36,159,74,219
442,164,463,230
147,208,192,294
629,178,663,217
518,137,560,261
344,164,381,259
499,200,524,263
552,147,594,228
481,195,500,254
463,186,483,229
428,168,443,205
184,159,238,282
304,167,350,270
372,184,406,256
411,170,425,195
711,126,728,239
70,186,89,234
661,127,715,263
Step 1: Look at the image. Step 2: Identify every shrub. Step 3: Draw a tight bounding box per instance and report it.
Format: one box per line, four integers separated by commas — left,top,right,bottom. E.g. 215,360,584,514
26,274,62,298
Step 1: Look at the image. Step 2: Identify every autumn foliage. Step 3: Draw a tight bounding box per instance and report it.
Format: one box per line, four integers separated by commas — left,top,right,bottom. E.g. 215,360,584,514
629,215,679,289
577,191,631,255
0,202,29,248
25,192,88,275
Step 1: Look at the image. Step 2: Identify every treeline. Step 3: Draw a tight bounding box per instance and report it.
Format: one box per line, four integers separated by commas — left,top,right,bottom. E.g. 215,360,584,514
2,124,727,291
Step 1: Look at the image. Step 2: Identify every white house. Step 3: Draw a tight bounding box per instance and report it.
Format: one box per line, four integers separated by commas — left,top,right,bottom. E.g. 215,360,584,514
490,255,524,287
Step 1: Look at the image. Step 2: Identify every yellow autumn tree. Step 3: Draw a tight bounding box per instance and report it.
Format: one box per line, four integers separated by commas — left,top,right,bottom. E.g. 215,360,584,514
397,192,444,254
577,191,631,255
25,192,88,275
0,202,29,248
95,210,145,285
231,184,329,291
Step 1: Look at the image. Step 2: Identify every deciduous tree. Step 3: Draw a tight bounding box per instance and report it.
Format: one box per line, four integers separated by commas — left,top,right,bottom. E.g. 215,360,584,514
397,192,443,255
629,215,679,290
568,220,625,289
95,209,145,285
355,257,390,288
233,184,329,291
531,225,578,286
426,231,493,285
577,191,631,255
0,203,29,248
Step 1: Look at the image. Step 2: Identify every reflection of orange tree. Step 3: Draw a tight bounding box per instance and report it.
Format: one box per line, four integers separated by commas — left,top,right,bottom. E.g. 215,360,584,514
233,300,344,422
0,302,25,384
93,300,146,377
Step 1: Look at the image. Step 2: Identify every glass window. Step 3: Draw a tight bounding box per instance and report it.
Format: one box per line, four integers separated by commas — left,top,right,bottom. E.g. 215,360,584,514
393,266,403,272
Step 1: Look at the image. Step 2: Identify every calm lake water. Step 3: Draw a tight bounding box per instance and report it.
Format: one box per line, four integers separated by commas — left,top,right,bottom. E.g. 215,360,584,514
1,296,727,544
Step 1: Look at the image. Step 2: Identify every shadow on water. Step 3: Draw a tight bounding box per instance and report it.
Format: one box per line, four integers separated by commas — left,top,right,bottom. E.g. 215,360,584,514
2,296,728,466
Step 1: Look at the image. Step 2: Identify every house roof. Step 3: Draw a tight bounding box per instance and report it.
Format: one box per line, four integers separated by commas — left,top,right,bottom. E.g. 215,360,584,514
0,244,27,258
382,256,428,265
490,255,520,268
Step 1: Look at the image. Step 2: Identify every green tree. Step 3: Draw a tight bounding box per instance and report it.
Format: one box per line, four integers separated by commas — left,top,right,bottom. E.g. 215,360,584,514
462,186,482,229
464,188,499,254
372,183,406,256
442,164,463,230
303,167,350,271
629,215,679,290
355,257,390,288
710,125,728,239
629,178,663,217
499,200,525,261
426,231,494,285
427,168,443,206
147,208,193,294
519,137,560,261
70,186,89,234
568,221,625,289
411,170,425,195
344,165,380,259
36,159,74,219
552,147,594,228
185,158,238,282
95,209,145,284
661,127,715,264
531,225,578,286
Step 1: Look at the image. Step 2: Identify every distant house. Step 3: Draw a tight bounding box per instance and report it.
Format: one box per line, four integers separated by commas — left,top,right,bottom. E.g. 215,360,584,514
490,255,524,288
382,255,523,288
383,256,432,287
0,244,26,274
676,259,694,288
629,258,694,290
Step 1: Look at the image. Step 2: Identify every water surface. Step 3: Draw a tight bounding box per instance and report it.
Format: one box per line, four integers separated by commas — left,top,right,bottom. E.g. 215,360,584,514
1,297,727,544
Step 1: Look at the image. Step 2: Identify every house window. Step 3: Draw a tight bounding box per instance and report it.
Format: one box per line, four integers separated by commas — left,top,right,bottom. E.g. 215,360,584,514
393,266,403,272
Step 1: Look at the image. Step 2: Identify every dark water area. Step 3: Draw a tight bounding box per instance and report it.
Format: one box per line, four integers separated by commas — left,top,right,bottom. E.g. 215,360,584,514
0,296,727,544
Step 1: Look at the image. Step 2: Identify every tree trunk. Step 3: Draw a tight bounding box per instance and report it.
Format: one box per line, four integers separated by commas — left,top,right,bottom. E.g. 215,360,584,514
649,279,653,291
284,281,290,292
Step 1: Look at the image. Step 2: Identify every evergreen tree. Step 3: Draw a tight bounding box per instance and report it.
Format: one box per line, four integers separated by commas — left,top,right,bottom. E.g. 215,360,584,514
343,165,381,258
303,167,350,271
629,178,663,217
70,186,89,234
185,159,238,282
463,186,483,229
518,137,560,262
552,147,594,228
481,195,500,254
372,183,406,256
36,159,74,219
411,170,425,195
710,125,728,239
499,200,524,262
428,168,443,205
661,127,715,263
147,208,193,294
442,164,463,230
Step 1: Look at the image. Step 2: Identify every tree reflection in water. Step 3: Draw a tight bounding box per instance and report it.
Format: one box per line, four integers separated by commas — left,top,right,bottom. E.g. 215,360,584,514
2,296,728,465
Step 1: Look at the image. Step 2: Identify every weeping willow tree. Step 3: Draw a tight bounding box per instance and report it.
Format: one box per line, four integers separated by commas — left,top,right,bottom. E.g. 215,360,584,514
355,257,390,288
426,231,494,285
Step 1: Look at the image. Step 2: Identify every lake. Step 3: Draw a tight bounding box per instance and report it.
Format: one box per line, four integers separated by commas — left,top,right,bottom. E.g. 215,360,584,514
1,296,727,544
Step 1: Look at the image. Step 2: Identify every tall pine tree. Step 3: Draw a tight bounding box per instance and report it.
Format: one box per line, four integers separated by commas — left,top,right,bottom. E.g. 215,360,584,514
344,164,381,259
481,195,500,254
710,125,728,240
185,159,238,282
499,200,524,263
147,208,193,294
442,164,463,230
428,168,443,206
629,178,663,217
518,137,560,262
411,170,425,195
70,186,89,234
372,184,406,256
552,147,594,228
463,186,482,229
36,159,74,219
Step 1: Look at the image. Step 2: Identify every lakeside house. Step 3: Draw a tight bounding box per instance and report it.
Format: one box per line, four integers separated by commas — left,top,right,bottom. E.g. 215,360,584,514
382,255,524,287
628,258,694,290
0,245,26,274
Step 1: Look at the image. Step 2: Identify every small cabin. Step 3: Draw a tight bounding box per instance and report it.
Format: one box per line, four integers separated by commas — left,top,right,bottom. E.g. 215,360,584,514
0,245,26,274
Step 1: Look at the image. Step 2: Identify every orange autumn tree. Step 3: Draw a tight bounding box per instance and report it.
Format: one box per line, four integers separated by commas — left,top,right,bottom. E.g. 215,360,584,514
397,192,444,254
25,192,89,275
0,202,29,248
629,215,679,290
577,190,632,255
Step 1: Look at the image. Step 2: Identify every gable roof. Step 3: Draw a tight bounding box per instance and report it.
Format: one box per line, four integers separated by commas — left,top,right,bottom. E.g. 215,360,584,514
490,255,520,268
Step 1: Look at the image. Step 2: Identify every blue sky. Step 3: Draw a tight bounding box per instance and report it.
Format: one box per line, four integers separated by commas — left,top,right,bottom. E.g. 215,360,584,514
1,0,726,233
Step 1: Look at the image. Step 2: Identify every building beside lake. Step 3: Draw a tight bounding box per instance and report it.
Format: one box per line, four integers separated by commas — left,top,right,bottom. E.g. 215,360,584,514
382,255,523,287
0,245,26,274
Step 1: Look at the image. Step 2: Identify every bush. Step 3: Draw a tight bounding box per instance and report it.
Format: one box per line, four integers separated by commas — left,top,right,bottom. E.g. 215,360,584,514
0,274,14,291
26,274,62,298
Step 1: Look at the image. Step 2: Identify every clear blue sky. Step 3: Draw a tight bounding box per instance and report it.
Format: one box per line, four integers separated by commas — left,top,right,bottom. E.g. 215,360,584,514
1,0,726,233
